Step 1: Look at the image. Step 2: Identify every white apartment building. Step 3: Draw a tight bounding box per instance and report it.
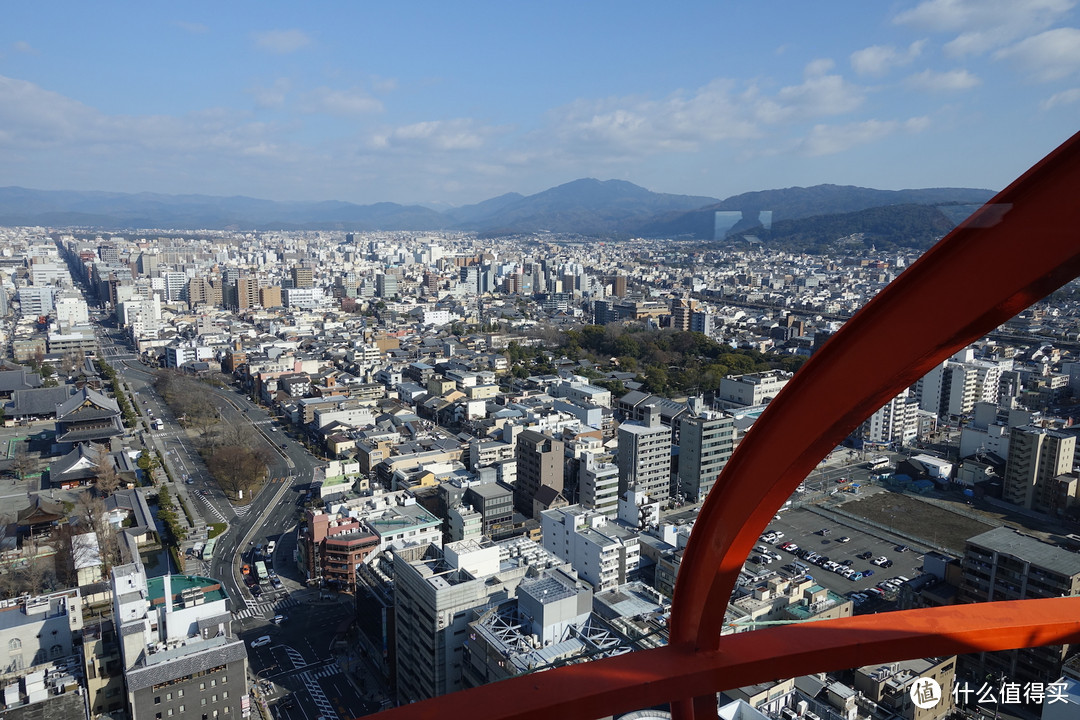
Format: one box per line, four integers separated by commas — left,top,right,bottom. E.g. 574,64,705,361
578,451,620,518
617,406,672,502
716,370,792,408
540,505,641,592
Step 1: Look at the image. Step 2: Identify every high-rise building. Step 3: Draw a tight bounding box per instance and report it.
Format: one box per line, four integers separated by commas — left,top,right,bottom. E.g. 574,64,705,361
861,389,920,448
958,527,1080,683
514,430,564,518
187,277,221,308
111,564,247,720
578,451,620,518
291,265,314,288
678,410,735,502
618,406,673,502
670,297,697,332
393,538,567,703
1001,425,1076,512
376,272,399,299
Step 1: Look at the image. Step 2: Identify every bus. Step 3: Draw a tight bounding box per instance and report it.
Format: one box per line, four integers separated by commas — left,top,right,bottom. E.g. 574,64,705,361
254,561,269,585
867,456,890,471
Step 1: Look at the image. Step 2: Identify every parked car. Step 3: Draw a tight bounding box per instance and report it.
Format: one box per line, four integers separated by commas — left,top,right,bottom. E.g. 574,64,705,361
836,536,851,543
872,556,889,566
894,544,910,553
857,551,874,560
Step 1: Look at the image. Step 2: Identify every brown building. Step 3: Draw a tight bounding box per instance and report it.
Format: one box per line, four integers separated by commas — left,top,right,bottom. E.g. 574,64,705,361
303,510,379,590
514,430,564,518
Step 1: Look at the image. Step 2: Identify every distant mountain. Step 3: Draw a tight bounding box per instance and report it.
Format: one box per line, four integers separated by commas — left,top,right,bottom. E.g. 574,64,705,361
0,182,995,239
763,203,964,252
453,179,719,235
633,184,996,240
0,187,446,231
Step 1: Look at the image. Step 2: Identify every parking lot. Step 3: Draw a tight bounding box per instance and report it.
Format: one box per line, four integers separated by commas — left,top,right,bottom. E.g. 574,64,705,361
746,503,932,613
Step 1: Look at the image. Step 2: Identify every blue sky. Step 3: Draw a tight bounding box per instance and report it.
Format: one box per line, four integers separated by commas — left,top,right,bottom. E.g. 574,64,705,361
2,1,1079,206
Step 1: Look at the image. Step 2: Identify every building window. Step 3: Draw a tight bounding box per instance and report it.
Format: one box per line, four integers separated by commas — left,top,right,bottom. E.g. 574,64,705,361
155,697,161,705
8,638,20,651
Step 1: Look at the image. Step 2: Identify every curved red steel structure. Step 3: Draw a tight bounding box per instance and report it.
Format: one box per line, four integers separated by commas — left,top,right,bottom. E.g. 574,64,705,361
373,129,1080,720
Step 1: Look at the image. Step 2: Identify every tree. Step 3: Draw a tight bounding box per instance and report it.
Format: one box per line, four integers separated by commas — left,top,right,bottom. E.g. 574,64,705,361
92,444,122,497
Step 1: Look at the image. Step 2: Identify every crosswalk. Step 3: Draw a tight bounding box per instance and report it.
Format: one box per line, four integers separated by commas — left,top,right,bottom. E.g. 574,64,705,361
234,595,299,620
299,668,340,720
193,492,230,522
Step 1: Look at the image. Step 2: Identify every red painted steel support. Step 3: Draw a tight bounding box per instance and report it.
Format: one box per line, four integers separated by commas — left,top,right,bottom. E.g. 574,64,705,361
670,128,1080,717
372,598,1080,720
366,129,1080,720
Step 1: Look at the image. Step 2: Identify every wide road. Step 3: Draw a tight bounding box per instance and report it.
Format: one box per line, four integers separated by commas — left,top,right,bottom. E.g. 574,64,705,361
99,328,321,615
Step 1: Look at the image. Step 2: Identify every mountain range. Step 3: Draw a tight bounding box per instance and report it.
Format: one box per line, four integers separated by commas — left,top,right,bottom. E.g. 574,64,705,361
0,180,996,246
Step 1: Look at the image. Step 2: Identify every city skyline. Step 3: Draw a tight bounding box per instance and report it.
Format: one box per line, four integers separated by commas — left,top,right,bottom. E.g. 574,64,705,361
3,1,1080,207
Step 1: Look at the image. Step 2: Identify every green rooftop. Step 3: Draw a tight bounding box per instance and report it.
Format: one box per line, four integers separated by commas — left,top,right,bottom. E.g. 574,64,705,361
146,574,229,606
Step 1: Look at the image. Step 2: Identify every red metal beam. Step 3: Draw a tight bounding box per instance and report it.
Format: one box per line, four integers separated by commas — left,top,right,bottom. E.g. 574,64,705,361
371,598,1080,720
671,128,1080,657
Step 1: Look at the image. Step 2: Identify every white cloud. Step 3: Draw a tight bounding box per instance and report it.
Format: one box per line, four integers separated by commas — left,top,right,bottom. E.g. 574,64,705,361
1041,87,1080,108
372,76,398,94
252,29,311,55
371,119,496,151
894,0,1075,55
302,87,383,115
850,41,925,76
539,63,865,160
905,68,981,90
799,116,930,156
12,41,38,54
249,78,291,109
995,27,1080,80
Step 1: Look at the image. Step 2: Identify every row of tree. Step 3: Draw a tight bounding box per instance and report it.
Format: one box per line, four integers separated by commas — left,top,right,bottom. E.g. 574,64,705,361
506,325,805,396
153,370,270,500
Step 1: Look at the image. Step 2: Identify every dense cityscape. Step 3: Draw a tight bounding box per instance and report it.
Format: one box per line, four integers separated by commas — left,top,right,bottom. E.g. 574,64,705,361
0,221,1078,720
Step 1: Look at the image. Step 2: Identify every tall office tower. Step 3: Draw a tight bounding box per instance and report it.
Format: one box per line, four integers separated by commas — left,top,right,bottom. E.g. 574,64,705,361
376,272,398,299
423,271,440,294
1001,425,1076,512
111,564,247,720
220,266,240,287
618,406,673,502
677,410,735,502
346,232,355,244
958,527,1080,683
514,429,565,518
612,274,627,297
291,265,314,288
670,297,697,332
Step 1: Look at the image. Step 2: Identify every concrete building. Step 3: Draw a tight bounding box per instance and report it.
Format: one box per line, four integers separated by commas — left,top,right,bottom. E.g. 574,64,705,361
111,563,246,720
514,430,565,519
0,589,83,675
677,410,735,502
958,527,1080,683
578,452,620,518
618,407,672,502
1001,425,1076,513
862,388,919,448
854,656,956,720
540,505,641,592
715,370,792,409
462,569,632,687
393,538,567,703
